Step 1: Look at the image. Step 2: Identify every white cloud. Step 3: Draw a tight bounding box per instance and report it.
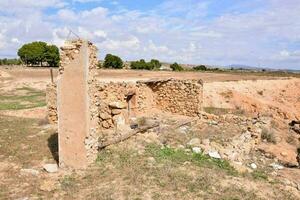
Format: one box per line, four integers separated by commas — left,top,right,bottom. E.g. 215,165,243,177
57,9,78,22
100,36,140,51
0,0,300,69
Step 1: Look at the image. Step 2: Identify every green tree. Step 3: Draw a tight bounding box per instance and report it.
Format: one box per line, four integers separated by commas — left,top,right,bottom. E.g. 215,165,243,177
18,41,60,67
170,62,183,71
130,59,161,70
150,59,161,69
45,45,60,67
193,65,207,71
103,54,123,69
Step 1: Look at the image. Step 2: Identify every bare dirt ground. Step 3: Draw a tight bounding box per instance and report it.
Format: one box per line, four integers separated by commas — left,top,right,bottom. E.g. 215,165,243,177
1,67,300,199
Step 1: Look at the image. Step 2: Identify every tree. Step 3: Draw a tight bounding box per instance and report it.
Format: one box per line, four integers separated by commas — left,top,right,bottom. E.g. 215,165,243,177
45,45,60,67
130,59,161,70
18,41,60,67
170,62,183,71
193,65,207,71
103,54,123,69
150,59,161,69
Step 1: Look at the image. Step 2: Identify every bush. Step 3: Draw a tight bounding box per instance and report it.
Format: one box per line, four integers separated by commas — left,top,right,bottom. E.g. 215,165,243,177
170,62,183,71
130,59,161,70
261,128,277,144
103,54,123,69
193,65,207,71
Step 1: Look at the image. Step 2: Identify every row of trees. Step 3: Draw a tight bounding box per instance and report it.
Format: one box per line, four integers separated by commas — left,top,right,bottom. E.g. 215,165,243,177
101,53,212,72
3,41,209,71
17,41,60,67
0,58,22,65
101,53,187,71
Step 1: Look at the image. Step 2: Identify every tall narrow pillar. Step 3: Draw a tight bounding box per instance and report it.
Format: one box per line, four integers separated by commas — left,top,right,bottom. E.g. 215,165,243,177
57,40,91,169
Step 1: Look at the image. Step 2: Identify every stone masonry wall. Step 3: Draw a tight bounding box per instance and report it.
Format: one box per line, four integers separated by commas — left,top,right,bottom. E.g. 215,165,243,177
151,79,203,117
46,78,203,127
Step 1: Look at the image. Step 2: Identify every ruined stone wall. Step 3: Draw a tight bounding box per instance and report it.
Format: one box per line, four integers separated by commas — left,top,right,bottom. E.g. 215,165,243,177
137,79,203,117
46,79,203,127
46,83,57,124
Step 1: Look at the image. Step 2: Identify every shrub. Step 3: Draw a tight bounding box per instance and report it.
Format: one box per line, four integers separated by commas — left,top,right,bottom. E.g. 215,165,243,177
261,128,277,144
103,54,123,69
193,65,207,71
170,62,183,71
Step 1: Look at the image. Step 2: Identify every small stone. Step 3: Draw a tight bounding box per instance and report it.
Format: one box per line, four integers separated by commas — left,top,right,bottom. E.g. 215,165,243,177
109,102,127,109
20,168,39,176
147,157,155,163
297,183,300,191
100,113,111,120
209,120,218,126
187,138,201,147
202,138,210,146
208,151,221,159
111,109,122,115
250,163,257,169
280,152,288,157
192,147,202,154
270,163,284,170
43,164,58,173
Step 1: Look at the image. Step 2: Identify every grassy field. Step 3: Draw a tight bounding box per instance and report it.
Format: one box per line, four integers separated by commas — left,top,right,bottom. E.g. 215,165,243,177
0,87,46,110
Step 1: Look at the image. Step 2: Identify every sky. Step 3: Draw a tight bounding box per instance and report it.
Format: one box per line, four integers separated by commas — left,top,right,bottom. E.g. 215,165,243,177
0,0,300,70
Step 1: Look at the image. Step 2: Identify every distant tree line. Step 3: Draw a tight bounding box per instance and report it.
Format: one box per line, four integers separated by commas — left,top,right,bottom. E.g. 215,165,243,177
0,58,22,65
100,53,187,72
17,41,60,67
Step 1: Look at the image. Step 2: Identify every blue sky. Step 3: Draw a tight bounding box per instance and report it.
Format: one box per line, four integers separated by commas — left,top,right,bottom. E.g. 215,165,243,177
0,0,300,69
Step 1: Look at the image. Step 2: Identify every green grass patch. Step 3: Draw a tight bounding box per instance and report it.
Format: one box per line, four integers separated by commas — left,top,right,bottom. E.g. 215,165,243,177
251,170,268,180
0,87,46,110
146,145,238,176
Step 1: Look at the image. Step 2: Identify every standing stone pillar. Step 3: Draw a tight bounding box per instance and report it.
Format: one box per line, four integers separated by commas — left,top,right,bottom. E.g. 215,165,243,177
57,40,98,169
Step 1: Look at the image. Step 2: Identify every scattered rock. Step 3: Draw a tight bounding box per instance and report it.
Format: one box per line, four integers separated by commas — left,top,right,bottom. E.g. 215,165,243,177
187,138,201,147
192,147,202,154
20,168,39,176
43,164,58,173
250,163,257,169
270,163,284,170
208,151,221,159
